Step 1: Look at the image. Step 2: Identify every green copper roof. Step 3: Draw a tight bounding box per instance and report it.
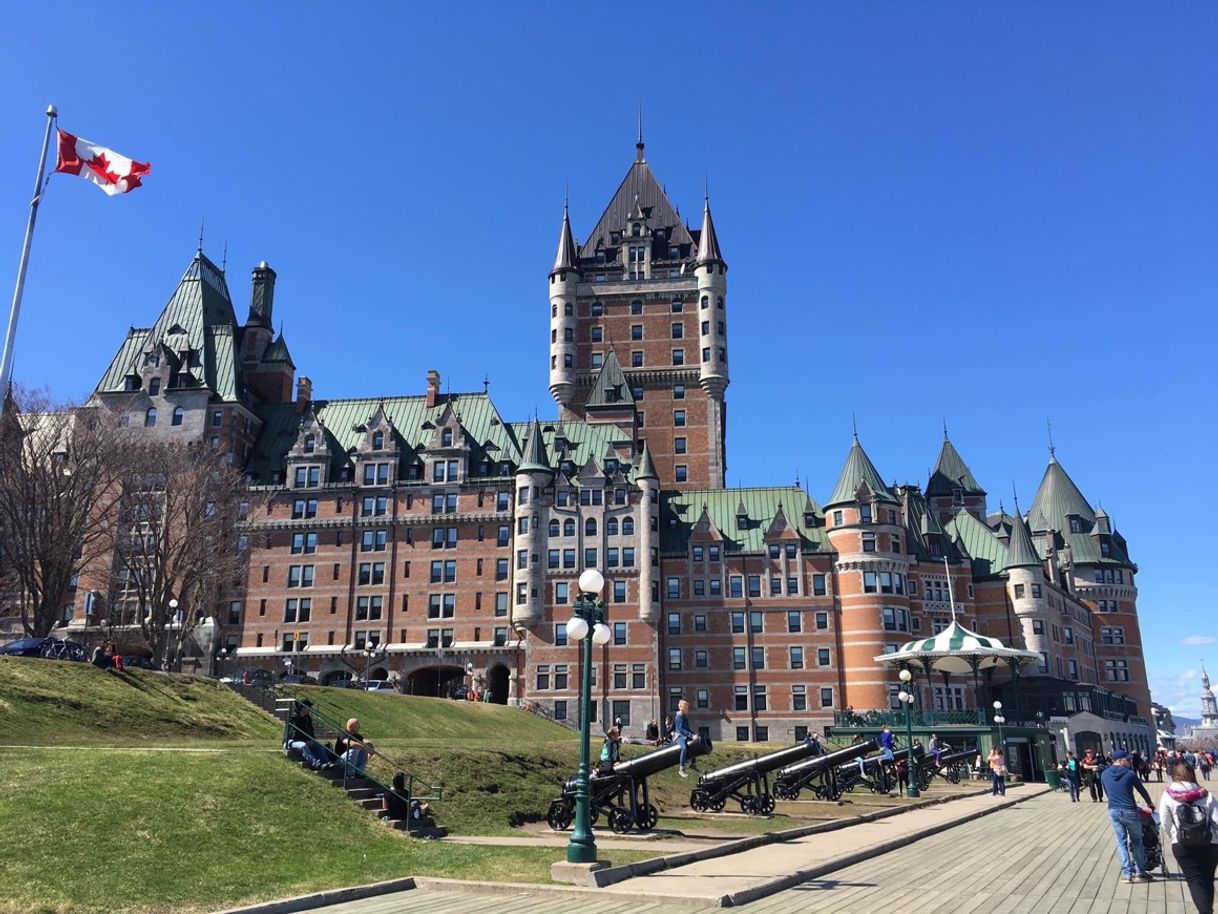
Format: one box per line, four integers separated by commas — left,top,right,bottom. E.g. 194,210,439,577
1028,456,1095,533
507,418,638,481
1003,505,1043,571
584,351,635,409
902,488,962,562
95,252,244,403
945,510,1008,579
661,487,826,554
247,391,520,483
262,332,295,368
927,435,985,497
518,420,552,475
825,435,899,507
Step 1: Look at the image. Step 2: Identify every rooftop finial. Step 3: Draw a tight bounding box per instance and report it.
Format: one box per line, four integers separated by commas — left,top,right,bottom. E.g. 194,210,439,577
704,173,709,203
851,412,858,442
1012,483,1021,514
221,239,228,273
197,217,205,254
635,105,645,163
943,417,949,441
482,374,490,394
1047,418,1056,459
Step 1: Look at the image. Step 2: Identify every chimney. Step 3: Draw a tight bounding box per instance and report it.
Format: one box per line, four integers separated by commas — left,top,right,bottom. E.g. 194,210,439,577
294,376,312,414
426,369,441,409
248,261,276,327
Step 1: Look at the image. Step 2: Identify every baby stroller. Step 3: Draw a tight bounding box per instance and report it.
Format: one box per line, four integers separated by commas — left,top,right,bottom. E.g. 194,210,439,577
1138,808,1167,874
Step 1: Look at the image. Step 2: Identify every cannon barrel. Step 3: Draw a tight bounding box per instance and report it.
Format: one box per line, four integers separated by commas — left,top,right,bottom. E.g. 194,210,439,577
919,747,976,769
777,739,878,779
698,738,823,785
614,735,714,779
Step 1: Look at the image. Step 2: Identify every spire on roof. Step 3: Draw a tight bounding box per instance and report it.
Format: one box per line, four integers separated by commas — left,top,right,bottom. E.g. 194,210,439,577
927,433,985,497
826,434,899,507
1003,496,1043,571
635,440,658,481
1028,453,1095,532
696,195,724,265
262,331,295,368
518,420,551,476
636,106,645,163
584,350,634,409
552,201,579,274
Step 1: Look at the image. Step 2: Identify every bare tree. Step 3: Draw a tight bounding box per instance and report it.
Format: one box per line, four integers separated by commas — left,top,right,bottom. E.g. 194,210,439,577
97,440,254,667
0,389,128,637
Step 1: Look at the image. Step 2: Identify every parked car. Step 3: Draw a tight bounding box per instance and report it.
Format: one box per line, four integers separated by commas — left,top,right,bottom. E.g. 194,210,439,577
0,637,55,657
365,680,396,693
448,684,470,700
281,673,318,685
121,655,157,670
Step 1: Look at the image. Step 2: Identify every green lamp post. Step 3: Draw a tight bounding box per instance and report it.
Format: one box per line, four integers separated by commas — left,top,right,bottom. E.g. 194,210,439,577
565,568,610,864
898,668,920,798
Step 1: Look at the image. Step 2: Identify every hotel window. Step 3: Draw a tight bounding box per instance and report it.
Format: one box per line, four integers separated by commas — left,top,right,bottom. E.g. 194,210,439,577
753,686,768,711
882,607,909,632
671,349,684,366
668,649,682,670
734,686,748,711
632,664,647,689
751,646,765,669
674,409,686,427
696,688,710,708
820,688,834,708
815,611,829,630
675,465,688,482
787,611,801,633
673,384,685,400
863,571,877,593
812,574,826,596
729,576,743,598
818,648,831,666
747,576,761,597
731,611,745,633
792,685,807,712
695,649,708,668
709,578,721,596
613,580,626,603
750,611,763,632
1101,626,1125,645
862,534,876,553
1014,583,1025,598
732,647,746,670
614,622,627,645
789,646,804,669
671,323,683,339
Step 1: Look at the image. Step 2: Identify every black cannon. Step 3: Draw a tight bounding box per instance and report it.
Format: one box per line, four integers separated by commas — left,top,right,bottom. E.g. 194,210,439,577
689,736,823,815
773,739,878,801
918,747,977,786
832,744,921,797
546,736,713,833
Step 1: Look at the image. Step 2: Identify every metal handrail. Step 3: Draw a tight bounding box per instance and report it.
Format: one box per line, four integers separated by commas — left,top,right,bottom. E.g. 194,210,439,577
276,698,444,833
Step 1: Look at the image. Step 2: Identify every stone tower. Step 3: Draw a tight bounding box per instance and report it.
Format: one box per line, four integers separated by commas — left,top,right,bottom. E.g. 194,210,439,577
547,137,728,490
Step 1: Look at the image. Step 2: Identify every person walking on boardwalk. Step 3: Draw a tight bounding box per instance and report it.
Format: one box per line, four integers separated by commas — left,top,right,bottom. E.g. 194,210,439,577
1063,751,1082,802
1102,749,1156,884
988,747,1007,796
1157,760,1218,913
1083,748,1105,802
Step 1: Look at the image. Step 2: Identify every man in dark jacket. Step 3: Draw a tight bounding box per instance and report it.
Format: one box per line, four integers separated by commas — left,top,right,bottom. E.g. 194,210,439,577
1082,748,1105,802
285,700,328,769
1101,749,1156,884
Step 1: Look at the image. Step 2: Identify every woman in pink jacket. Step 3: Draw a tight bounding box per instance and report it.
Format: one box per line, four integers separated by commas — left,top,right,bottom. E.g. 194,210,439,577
1157,761,1218,914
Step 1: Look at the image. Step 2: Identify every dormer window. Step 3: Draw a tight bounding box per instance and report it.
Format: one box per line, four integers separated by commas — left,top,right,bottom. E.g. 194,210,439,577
631,223,641,237
148,378,160,396
1100,541,1111,558
441,428,453,447
610,231,621,243
605,458,618,473
737,513,748,531
304,435,316,454
860,504,873,523
372,431,384,450
595,248,605,264
1069,517,1081,533
952,486,964,505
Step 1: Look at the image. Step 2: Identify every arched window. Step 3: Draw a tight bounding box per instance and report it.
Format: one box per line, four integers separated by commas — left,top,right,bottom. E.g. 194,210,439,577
700,295,708,309
631,223,641,237
144,407,157,427
304,434,315,453
585,518,597,536
551,304,557,317
148,378,161,396
564,519,576,537
622,517,635,535
171,407,184,427
606,517,619,536
549,519,560,537
372,431,384,449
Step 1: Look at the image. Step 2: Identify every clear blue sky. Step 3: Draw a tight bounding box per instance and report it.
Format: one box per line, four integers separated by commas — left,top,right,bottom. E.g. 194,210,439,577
2,3,1214,716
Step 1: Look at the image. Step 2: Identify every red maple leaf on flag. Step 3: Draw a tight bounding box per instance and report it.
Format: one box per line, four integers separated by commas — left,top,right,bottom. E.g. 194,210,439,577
85,151,121,186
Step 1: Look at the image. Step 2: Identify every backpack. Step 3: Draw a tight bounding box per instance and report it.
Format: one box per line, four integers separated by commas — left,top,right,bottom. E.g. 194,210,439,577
1175,802,1213,848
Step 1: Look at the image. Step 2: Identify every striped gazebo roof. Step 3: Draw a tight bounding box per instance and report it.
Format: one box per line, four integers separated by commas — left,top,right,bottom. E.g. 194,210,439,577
875,620,1039,674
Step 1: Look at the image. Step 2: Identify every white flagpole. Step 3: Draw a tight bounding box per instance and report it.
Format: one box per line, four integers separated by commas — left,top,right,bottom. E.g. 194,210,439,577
944,556,957,620
1,104,58,397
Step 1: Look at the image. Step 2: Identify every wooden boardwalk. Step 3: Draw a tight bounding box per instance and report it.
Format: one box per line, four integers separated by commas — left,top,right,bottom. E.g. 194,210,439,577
290,783,1196,914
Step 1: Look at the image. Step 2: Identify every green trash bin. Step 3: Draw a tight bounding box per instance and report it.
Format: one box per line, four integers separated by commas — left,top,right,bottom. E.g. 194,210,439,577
1045,769,1061,790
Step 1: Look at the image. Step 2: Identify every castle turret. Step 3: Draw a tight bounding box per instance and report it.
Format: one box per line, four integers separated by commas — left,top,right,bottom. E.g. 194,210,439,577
695,196,728,487
927,426,987,524
548,204,581,412
513,420,552,629
635,441,659,622
1002,500,1050,672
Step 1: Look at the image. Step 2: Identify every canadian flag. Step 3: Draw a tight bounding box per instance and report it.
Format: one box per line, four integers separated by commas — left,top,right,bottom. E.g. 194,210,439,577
55,129,150,195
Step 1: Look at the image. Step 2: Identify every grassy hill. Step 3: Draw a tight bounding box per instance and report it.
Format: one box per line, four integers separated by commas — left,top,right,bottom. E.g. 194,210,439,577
0,657,280,745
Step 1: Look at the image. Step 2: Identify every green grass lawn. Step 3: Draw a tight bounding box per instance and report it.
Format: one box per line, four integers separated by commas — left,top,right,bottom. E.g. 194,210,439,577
0,657,280,745
0,747,656,914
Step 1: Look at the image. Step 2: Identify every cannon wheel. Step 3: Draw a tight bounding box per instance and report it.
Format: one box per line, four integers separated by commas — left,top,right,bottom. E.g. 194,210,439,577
609,807,634,834
547,800,574,831
945,764,962,785
740,795,758,815
774,783,798,801
709,795,727,812
689,788,709,812
759,793,776,814
639,803,660,830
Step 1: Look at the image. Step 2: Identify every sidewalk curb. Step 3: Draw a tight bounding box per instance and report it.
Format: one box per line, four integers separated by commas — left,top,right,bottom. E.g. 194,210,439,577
211,878,417,914
589,783,1001,889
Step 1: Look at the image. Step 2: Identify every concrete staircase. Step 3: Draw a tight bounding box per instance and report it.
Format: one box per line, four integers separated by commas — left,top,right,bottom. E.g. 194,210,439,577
304,761,447,837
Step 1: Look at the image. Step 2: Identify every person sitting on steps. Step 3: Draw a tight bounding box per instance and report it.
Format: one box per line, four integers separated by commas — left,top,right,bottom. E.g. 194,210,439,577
333,717,373,776
285,700,329,769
